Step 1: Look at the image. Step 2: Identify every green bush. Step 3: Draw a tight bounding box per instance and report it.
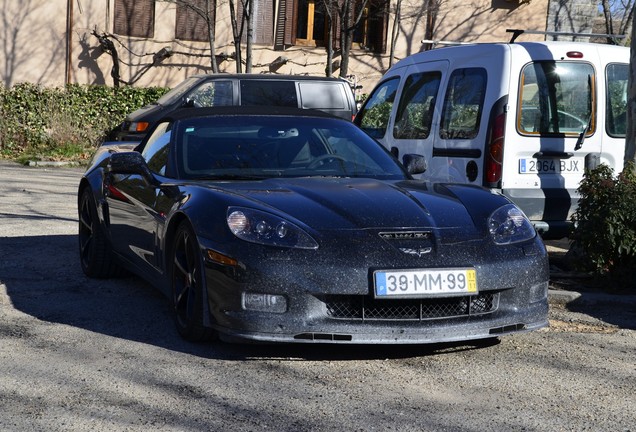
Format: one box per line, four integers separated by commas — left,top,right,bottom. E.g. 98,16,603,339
0,83,168,162
570,162,636,290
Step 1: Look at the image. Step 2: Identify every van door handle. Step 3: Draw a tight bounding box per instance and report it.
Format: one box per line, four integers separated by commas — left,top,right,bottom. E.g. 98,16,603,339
532,151,574,159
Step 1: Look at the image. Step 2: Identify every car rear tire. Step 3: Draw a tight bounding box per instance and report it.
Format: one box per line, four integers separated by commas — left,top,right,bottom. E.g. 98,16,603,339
78,187,121,278
171,221,217,342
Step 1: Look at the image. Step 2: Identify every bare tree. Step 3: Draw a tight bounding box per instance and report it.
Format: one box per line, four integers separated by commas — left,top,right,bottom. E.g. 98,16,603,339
600,0,634,45
227,0,255,73
244,0,254,73
338,0,369,78
161,0,219,73
422,0,440,50
388,0,402,68
317,0,339,77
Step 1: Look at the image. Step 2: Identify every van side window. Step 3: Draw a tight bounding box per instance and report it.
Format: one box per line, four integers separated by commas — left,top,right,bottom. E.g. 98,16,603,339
356,77,400,139
189,81,233,106
518,62,594,136
393,71,441,140
240,80,298,107
606,63,628,137
440,68,486,139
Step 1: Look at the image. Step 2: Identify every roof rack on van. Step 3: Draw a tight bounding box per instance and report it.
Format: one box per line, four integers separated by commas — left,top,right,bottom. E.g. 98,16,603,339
506,28,627,43
420,39,479,48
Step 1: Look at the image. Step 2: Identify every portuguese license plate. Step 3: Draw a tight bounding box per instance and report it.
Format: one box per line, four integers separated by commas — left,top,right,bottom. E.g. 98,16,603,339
374,268,477,298
519,158,583,174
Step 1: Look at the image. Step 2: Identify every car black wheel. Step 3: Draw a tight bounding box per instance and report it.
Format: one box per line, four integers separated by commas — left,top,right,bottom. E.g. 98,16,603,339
171,222,217,342
78,187,121,278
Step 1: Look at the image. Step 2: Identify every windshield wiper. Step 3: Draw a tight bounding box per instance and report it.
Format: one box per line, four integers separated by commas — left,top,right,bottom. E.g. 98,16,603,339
575,74,593,152
574,118,591,151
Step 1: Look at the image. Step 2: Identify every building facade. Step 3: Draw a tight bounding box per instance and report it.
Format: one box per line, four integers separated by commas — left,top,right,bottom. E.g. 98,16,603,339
0,0,599,94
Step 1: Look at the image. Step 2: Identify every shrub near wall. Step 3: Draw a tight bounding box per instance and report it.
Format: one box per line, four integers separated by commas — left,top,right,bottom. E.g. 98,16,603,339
571,162,636,291
0,83,168,162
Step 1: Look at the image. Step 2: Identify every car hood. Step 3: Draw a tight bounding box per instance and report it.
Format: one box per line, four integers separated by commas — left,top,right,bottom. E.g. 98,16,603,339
206,178,500,240
126,103,162,122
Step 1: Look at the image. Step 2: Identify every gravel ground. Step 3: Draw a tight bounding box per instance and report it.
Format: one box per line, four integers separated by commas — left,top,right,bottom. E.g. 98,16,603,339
1,160,635,432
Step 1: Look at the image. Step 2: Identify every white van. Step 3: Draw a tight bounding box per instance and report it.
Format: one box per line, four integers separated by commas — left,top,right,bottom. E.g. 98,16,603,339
355,41,629,239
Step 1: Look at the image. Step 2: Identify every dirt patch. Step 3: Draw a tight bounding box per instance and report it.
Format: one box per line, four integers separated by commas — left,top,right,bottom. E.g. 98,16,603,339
547,319,619,334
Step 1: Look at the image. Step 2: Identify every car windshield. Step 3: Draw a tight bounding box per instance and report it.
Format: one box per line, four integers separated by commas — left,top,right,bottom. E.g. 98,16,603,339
156,77,202,106
176,115,407,180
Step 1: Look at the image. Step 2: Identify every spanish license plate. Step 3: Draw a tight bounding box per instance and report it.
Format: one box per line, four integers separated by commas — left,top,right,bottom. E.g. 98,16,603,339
374,268,477,298
519,158,582,174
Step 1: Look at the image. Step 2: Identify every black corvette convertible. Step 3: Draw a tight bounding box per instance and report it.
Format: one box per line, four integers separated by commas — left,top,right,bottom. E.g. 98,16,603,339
78,107,549,344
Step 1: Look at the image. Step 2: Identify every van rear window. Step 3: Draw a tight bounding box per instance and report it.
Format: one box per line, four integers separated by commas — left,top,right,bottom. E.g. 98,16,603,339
606,63,628,137
518,62,594,136
440,68,487,140
299,82,346,109
393,71,441,140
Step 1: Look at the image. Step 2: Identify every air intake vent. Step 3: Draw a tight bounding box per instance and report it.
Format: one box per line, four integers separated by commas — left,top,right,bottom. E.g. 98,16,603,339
322,292,499,321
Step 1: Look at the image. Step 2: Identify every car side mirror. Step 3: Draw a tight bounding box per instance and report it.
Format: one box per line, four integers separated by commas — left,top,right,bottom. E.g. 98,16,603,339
402,153,427,175
108,151,158,185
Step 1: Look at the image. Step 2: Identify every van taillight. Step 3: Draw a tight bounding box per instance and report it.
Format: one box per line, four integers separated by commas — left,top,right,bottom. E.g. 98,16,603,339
485,112,506,186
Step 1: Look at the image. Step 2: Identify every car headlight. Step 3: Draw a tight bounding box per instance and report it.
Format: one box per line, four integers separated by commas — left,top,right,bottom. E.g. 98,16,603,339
227,207,318,250
488,204,536,245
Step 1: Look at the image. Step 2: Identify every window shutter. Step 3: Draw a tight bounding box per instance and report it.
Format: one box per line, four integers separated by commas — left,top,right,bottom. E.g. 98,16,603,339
240,0,274,45
113,0,155,38
255,0,274,44
176,0,209,42
280,0,296,46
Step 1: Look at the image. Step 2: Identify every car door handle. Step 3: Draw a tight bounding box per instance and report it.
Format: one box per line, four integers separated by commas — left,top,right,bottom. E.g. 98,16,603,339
532,151,574,159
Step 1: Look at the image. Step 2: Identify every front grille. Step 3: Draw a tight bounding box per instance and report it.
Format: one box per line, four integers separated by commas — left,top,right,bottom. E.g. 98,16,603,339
322,292,499,321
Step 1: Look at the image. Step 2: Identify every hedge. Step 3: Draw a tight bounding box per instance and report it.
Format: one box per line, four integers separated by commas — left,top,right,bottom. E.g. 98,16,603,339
0,83,168,162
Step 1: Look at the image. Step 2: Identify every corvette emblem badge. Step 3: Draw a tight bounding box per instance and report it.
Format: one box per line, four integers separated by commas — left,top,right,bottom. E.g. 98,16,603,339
379,231,431,240
398,247,432,257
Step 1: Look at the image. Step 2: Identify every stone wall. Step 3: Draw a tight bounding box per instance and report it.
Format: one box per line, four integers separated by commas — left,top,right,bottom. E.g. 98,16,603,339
545,0,598,40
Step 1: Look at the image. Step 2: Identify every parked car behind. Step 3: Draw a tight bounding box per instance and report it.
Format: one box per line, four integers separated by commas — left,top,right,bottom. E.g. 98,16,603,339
79,106,549,344
355,40,629,239
111,74,357,142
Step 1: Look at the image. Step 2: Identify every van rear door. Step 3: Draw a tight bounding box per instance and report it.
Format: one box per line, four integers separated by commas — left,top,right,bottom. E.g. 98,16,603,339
500,43,626,238
387,61,449,172
356,61,450,168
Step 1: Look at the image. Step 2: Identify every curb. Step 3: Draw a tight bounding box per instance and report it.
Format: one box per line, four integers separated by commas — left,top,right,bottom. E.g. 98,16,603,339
27,160,80,168
548,288,582,305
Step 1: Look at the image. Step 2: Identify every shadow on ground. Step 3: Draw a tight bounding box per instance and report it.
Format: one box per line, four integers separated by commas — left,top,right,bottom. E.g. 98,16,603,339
547,241,636,330
0,234,500,361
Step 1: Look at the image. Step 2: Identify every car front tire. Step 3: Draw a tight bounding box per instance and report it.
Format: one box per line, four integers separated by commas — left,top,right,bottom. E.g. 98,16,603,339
171,221,217,342
78,187,121,278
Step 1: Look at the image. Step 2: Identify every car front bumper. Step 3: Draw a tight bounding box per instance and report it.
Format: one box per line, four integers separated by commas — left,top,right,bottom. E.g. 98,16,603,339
199,235,550,344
